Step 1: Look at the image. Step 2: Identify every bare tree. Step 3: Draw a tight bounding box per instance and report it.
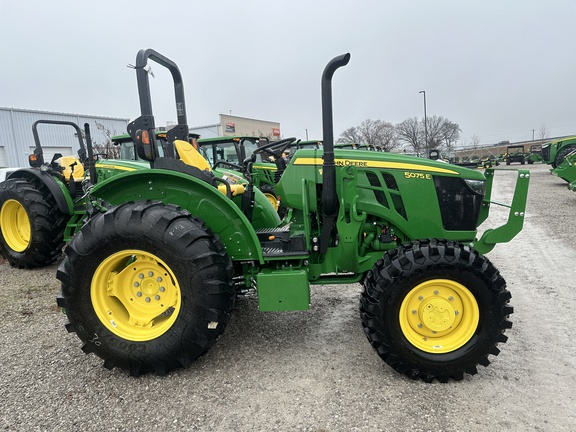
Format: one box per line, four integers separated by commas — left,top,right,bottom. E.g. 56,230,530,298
397,116,460,154
537,123,549,140
426,115,461,150
338,119,400,151
338,126,364,144
93,121,120,159
396,117,423,154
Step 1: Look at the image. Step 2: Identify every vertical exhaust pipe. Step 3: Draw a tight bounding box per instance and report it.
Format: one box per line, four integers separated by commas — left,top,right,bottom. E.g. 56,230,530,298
319,53,350,253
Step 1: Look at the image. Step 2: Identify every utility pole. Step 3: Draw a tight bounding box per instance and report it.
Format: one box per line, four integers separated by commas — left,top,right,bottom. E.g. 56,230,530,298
419,90,428,152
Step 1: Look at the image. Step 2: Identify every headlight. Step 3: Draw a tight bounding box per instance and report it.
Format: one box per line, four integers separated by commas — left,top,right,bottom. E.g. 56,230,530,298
463,179,486,195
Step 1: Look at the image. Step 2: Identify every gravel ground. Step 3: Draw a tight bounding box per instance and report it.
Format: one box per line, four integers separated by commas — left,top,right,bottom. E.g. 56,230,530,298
1,162,574,431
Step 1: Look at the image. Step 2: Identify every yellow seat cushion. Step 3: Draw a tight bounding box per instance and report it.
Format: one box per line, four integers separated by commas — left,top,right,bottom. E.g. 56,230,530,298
174,140,211,171
174,139,245,197
55,156,85,181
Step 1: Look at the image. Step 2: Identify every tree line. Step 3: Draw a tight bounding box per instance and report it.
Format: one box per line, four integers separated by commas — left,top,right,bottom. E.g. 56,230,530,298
338,116,461,154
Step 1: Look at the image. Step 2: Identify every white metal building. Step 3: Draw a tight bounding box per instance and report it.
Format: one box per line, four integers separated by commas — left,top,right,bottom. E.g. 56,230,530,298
190,114,281,139
0,107,129,168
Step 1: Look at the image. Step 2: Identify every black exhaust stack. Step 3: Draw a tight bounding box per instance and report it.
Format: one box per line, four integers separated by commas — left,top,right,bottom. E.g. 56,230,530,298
319,53,350,253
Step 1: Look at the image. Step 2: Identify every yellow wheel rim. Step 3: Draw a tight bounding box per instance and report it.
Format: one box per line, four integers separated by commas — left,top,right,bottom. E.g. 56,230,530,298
91,250,181,342
0,199,31,252
399,279,479,354
263,192,279,211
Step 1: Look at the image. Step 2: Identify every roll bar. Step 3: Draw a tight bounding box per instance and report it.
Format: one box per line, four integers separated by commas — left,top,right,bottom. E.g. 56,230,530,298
127,49,189,162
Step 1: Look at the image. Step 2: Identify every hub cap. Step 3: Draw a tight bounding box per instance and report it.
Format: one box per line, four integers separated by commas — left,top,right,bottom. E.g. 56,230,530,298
91,250,181,341
0,199,31,252
399,279,479,353
263,192,279,211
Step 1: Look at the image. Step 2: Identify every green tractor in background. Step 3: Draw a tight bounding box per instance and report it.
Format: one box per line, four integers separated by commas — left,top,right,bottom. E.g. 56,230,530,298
526,144,543,164
504,145,526,165
0,120,97,268
56,49,530,382
196,136,322,214
551,149,576,186
0,121,154,268
541,135,576,168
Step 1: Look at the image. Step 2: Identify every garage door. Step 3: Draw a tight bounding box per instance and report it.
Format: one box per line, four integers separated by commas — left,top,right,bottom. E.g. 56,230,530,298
0,147,5,167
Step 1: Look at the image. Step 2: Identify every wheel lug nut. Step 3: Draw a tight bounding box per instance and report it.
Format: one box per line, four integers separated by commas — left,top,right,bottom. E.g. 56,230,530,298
160,286,165,292
134,282,140,287
417,323,423,328
455,310,460,315
448,296,454,301
145,297,151,302
412,310,417,315
418,296,424,301
155,295,160,300
434,290,439,295
136,292,142,297
138,273,144,279
148,271,154,277
157,277,163,282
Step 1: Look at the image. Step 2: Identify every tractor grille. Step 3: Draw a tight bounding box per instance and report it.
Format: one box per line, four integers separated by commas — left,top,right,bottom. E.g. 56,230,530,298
541,145,551,161
364,170,407,220
433,176,483,231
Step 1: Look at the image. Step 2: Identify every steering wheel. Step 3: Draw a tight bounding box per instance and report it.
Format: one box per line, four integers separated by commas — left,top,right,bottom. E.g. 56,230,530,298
253,137,298,159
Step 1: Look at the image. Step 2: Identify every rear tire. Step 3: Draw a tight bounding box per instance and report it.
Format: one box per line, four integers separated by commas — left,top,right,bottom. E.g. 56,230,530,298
360,240,512,383
56,201,235,376
0,177,67,268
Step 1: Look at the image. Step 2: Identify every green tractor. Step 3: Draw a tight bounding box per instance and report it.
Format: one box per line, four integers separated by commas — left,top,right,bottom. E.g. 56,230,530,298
0,120,97,268
526,144,543,164
0,120,154,268
196,136,322,214
551,149,576,185
56,49,530,382
504,145,526,165
541,136,576,168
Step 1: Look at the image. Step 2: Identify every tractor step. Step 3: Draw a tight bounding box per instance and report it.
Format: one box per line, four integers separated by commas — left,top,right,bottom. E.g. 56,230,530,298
256,227,308,257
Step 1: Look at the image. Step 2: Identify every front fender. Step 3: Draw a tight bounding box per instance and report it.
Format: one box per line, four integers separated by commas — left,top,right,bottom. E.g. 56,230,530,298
9,168,73,214
88,170,264,262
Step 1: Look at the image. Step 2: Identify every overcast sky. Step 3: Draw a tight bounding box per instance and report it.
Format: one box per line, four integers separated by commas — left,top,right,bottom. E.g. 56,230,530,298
2,0,575,147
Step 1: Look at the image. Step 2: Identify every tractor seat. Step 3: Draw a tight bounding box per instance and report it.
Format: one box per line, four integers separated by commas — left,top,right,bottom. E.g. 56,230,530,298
55,156,85,181
174,140,245,197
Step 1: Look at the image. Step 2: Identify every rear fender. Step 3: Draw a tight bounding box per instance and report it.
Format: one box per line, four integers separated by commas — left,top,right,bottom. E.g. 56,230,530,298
88,170,264,262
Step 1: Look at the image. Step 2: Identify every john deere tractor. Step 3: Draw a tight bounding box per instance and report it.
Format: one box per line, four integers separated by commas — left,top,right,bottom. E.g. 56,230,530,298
551,149,576,186
504,145,526,165
0,120,99,268
0,120,154,268
56,49,529,382
541,136,576,168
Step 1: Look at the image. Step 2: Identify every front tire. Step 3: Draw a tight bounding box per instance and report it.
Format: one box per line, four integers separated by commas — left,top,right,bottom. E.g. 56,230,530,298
554,146,576,168
360,240,512,383
0,177,67,268
56,201,234,376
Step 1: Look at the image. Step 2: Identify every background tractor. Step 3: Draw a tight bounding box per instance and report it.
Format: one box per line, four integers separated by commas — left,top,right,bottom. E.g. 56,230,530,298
56,49,529,383
0,120,97,268
526,144,543,164
0,121,155,268
504,145,526,165
541,136,576,168
551,149,576,186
